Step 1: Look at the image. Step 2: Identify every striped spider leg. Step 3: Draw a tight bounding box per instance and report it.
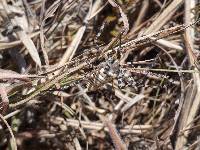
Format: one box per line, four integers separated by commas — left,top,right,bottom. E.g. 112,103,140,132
121,63,180,87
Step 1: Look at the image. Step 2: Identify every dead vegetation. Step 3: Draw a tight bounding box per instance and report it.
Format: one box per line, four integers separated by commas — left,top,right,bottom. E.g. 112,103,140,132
0,0,200,149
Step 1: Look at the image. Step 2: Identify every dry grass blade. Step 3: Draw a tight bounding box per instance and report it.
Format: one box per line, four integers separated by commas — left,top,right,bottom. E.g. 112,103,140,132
4,109,21,120
175,31,200,149
0,0,41,68
65,119,152,133
0,31,40,50
100,116,127,150
115,19,200,54
58,26,86,65
16,30,42,68
39,0,61,66
0,86,9,114
173,1,199,149
57,0,102,73
0,113,17,150
121,94,145,113
144,0,183,34
153,38,183,51
0,69,41,80
132,0,149,29
108,0,129,34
